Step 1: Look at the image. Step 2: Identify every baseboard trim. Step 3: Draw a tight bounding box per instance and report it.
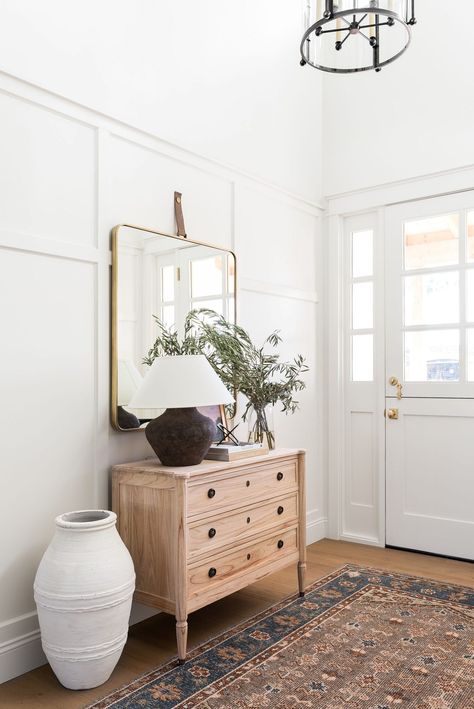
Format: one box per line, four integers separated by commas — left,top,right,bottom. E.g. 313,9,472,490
339,532,383,547
307,513,328,545
0,602,161,684
0,629,44,684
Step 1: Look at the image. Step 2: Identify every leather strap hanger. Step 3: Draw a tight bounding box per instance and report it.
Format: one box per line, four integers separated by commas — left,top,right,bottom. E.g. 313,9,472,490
174,191,187,238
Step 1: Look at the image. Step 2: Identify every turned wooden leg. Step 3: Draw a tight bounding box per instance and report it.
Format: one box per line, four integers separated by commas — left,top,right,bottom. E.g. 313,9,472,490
297,453,307,598
298,561,306,597
176,618,188,663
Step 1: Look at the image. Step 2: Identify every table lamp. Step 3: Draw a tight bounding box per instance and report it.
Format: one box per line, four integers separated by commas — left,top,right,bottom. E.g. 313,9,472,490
129,355,234,466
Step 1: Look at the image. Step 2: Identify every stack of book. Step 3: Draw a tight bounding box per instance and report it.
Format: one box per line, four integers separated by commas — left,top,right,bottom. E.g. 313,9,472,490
204,442,268,461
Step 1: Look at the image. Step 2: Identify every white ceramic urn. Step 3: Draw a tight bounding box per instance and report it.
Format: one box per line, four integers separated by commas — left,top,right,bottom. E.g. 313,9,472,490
34,510,135,690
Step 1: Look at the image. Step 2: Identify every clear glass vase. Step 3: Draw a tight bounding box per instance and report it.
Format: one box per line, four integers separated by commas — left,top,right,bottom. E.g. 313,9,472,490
247,404,275,449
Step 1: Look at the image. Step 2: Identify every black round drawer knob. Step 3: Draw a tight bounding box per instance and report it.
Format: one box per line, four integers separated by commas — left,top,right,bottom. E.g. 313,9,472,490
208,528,216,538
277,539,284,549
246,480,250,487
247,517,251,524
277,506,284,515
208,567,217,578
277,472,283,481
247,553,251,560
207,488,216,498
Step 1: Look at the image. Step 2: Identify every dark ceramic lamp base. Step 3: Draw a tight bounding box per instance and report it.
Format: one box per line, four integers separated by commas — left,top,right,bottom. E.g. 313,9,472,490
117,405,140,429
145,407,215,466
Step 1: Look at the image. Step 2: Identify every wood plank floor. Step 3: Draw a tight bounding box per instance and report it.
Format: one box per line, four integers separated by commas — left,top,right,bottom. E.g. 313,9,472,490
1,539,472,708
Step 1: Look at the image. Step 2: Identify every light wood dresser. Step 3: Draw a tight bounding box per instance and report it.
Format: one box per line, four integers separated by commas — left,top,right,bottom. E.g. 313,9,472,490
112,448,306,661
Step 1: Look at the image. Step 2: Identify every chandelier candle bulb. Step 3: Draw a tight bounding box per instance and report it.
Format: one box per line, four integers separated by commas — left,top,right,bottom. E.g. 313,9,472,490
369,14,375,36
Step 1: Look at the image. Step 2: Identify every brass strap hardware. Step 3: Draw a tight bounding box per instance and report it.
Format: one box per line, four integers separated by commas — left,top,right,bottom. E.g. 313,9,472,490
174,191,187,238
389,376,403,400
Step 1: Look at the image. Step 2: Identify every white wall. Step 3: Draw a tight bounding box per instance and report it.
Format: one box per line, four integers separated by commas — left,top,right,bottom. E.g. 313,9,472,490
0,0,323,204
322,0,474,196
0,1,324,682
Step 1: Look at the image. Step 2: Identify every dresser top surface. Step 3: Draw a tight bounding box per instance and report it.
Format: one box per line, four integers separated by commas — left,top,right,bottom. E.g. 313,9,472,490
112,447,305,479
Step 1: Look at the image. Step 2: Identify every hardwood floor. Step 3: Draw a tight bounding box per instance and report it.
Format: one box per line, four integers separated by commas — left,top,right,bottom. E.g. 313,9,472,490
1,539,472,708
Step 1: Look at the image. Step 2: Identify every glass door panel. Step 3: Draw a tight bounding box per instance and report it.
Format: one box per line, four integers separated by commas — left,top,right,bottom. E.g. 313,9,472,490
386,192,474,398
404,272,459,326
467,211,474,262
404,330,460,382
404,213,459,270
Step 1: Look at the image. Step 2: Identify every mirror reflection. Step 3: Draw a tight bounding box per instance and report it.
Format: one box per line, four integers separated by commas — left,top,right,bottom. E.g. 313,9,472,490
112,225,236,431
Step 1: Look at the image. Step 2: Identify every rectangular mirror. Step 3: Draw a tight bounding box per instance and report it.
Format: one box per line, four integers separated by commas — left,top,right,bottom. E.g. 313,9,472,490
111,224,236,431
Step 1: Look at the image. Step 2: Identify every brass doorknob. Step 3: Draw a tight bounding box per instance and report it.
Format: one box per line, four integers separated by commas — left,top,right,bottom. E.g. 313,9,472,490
386,408,399,420
389,376,403,400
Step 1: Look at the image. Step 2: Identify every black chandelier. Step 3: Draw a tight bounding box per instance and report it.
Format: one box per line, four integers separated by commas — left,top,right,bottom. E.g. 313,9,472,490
300,1,416,74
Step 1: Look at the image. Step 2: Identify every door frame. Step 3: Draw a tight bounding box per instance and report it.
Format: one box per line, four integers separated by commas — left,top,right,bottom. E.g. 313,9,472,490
326,171,474,549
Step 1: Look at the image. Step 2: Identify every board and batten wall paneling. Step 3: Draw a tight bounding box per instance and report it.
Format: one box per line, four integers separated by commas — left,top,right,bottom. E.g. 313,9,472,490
0,74,323,683
0,91,97,247
237,184,325,542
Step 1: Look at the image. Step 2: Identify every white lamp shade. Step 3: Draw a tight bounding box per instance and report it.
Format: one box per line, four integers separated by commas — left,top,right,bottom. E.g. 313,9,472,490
128,355,234,409
118,359,143,406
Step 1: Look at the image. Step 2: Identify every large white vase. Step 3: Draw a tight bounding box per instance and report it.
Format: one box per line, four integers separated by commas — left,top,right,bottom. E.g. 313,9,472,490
34,510,135,690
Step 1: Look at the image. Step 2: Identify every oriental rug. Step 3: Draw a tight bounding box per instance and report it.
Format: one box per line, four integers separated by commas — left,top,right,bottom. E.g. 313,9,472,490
86,565,474,709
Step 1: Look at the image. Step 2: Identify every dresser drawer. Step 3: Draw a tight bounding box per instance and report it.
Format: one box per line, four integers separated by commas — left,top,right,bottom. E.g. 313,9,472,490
187,527,297,599
187,460,297,516
188,493,298,558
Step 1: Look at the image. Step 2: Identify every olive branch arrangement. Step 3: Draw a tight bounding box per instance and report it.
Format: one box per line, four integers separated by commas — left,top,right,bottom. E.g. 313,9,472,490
143,309,308,447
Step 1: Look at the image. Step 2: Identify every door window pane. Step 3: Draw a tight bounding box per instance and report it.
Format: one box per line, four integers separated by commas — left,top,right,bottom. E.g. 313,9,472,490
468,329,474,381
191,256,223,298
352,282,373,329
352,230,373,278
404,330,459,382
404,271,459,326
468,211,474,262
161,265,174,302
404,214,459,270
467,270,474,322
352,334,373,381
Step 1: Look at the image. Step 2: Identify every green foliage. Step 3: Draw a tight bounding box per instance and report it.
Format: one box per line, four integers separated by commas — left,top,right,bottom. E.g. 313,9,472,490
144,309,309,420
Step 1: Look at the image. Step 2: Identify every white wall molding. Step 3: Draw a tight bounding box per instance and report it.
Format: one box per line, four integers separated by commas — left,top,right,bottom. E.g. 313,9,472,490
306,510,328,545
0,229,100,264
0,632,44,685
325,164,474,217
0,612,44,684
339,532,383,548
0,70,325,217
326,214,344,540
240,278,318,304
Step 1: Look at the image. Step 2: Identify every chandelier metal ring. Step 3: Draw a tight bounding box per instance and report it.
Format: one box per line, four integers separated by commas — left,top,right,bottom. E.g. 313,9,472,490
300,7,412,74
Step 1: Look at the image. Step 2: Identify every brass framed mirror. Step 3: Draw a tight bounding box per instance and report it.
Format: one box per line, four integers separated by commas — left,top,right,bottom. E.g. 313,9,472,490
111,224,237,431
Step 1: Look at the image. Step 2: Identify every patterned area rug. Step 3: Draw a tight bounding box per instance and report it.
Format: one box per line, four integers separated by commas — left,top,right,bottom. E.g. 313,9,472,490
86,565,474,708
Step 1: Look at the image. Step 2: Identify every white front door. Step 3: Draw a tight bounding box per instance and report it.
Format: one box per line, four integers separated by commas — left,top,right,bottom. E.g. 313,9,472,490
385,193,474,560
